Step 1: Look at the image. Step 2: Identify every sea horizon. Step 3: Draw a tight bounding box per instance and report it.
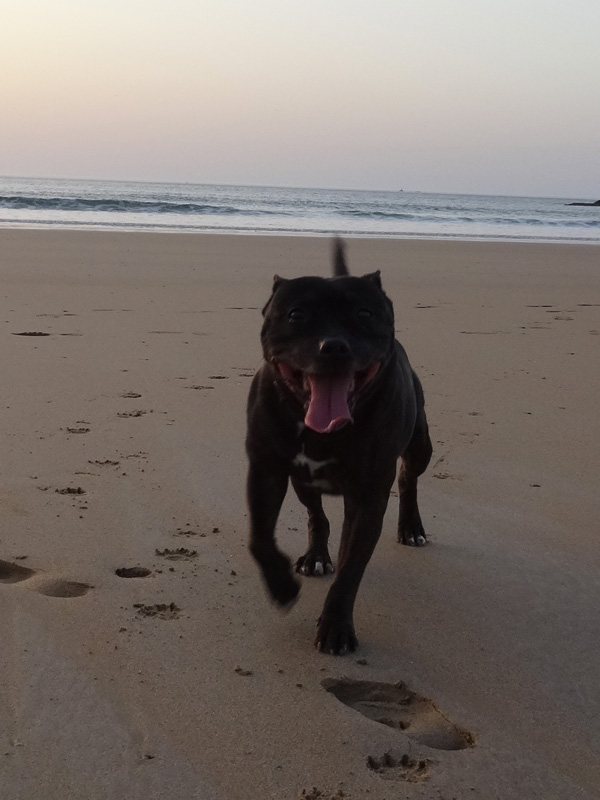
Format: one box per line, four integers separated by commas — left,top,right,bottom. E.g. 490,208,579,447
3,172,599,202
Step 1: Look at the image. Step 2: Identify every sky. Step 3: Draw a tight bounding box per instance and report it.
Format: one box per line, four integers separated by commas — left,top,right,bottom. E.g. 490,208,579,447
1,0,599,196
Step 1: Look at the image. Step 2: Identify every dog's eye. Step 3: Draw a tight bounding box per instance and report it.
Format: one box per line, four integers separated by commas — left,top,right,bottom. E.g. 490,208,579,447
288,308,307,323
357,308,372,319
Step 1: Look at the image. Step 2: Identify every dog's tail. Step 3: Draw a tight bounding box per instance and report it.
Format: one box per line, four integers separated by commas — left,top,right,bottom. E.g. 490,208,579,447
333,237,349,277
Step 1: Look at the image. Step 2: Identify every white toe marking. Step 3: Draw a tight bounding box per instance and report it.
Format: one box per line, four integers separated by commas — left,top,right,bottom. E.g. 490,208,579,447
325,563,335,574
314,561,324,576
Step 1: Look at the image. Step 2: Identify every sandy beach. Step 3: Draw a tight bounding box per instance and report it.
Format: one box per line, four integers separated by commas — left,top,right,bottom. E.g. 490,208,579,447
0,229,598,800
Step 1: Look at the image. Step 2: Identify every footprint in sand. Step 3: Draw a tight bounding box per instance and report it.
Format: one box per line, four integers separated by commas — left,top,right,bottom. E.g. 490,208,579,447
36,312,78,318
460,330,511,335
0,559,36,584
322,678,474,751
34,579,91,597
115,567,152,578
433,471,463,481
367,751,431,783
0,559,91,597
134,602,181,620
155,547,198,561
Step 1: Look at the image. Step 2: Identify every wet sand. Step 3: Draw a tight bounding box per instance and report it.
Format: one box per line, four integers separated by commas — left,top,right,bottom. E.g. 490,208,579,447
0,229,598,799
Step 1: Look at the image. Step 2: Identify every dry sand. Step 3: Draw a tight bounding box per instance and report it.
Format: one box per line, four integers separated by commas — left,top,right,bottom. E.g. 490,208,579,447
0,229,598,800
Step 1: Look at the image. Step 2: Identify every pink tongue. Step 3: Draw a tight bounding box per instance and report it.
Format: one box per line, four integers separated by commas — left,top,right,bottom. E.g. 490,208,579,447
305,373,353,433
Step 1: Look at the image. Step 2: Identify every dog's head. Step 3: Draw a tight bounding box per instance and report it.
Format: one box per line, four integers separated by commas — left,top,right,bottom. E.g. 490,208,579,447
261,243,395,434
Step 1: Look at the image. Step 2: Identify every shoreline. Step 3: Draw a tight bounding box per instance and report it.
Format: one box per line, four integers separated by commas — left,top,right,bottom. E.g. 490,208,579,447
1,221,600,246
0,223,600,247
0,229,598,799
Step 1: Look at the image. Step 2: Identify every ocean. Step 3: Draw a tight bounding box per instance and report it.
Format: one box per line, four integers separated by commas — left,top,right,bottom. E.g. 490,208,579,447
0,176,599,243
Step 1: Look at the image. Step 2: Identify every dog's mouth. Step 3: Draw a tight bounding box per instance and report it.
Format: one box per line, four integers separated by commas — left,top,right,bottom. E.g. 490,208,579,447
277,362,381,434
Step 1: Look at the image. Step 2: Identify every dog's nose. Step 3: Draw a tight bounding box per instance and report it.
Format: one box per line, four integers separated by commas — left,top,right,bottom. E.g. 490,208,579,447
319,338,351,358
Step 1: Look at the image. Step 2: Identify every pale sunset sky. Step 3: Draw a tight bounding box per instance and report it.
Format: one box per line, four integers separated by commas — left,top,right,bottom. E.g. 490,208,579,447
1,0,599,196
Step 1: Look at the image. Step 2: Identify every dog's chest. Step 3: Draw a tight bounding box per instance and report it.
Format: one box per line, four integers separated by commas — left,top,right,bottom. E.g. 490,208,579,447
290,444,342,494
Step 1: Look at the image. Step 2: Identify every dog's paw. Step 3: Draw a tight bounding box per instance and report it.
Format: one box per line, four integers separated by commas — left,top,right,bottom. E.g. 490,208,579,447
315,616,358,656
269,572,301,608
253,546,301,607
261,563,301,608
295,550,334,577
400,531,427,547
398,518,427,547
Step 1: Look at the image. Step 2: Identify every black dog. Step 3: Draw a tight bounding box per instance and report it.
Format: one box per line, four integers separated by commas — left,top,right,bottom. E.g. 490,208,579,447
246,240,432,655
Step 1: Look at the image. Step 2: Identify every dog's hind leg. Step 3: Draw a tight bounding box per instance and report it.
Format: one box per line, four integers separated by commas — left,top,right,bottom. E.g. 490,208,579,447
291,478,334,576
398,401,433,547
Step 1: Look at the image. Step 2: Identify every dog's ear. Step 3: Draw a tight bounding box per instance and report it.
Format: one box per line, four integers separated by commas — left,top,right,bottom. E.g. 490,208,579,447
262,275,288,316
272,274,288,292
363,270,394,321
333,238,349,277
362,270,382,289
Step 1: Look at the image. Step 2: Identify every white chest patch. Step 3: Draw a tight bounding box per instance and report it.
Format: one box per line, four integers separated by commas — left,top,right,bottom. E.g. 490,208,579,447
292,451,337,476
291,450,337,493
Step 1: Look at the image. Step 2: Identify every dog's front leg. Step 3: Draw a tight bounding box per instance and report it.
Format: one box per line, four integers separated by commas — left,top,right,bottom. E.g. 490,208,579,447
316,489,390,655
247,460,300,607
